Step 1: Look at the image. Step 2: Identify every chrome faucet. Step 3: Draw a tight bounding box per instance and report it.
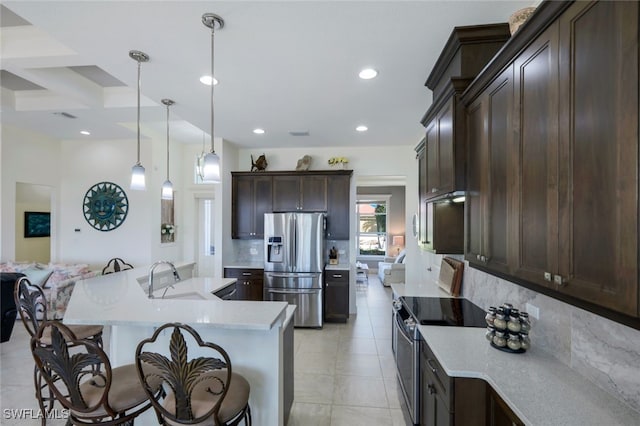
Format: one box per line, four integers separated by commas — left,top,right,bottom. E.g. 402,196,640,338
148,261,181,298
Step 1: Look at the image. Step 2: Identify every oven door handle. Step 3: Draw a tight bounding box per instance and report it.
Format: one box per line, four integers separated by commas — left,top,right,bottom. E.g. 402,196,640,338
395,313,414,344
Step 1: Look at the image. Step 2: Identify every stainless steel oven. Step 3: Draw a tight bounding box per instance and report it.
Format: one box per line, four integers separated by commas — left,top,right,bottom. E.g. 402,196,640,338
393,296,487,426
392,298,420,425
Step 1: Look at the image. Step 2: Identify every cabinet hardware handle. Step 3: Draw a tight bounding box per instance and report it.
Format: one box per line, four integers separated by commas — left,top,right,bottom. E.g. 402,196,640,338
428,384,435,395
544,272,552,282
426,358,438,374
333,274,342,278
427,267,432,272
431,188,438,193
242,272,251,276
553,274,564,286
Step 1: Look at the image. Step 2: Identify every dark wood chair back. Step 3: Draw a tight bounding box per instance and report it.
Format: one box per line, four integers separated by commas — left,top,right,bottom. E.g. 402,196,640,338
14,276,47,338
135,322,233,425
101,258,133,275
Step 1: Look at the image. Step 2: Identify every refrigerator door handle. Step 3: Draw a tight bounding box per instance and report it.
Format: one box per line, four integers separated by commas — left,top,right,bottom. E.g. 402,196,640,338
267,272,320,278
267,289,320,295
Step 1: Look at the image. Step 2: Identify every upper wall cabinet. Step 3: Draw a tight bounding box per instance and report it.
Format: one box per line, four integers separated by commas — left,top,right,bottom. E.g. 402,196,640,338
231,170,352,240
232,173,273,239
420,23,511,201
463,0,639,320
273,175,328,212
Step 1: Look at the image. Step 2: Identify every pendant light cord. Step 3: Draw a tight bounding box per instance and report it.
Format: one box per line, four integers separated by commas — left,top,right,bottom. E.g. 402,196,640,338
136,59,142,164
210,24,216,154
166,103,170,179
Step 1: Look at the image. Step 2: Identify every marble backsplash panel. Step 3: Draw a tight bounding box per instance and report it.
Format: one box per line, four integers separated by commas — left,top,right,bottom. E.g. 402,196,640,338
460,262,640,413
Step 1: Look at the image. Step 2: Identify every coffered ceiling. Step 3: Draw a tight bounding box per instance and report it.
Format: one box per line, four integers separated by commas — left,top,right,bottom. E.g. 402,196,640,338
1,1,532,149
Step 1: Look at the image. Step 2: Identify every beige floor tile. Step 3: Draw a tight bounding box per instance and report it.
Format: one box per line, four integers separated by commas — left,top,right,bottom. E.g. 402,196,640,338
390,408,410,426
338,337,379,355
330,405,393,426
286,402,331,426
332,375,388,407
335,353,382,377
295,351,337,375
296,334,340,355
294,373,335,404
373,326,393,340
379,355,398,379
384,377,405,409
376,338,394,358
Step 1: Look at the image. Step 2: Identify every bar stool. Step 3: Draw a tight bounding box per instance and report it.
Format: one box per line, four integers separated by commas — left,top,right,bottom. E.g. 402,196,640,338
14,276,104,422
30,321,163,425
135,322,252,425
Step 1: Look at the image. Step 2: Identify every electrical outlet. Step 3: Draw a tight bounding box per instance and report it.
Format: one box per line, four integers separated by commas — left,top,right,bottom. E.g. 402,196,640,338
525,302,540,320
250,248,258,255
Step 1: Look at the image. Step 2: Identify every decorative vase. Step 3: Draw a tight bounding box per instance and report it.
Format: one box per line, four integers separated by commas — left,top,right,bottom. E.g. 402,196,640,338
509,7,537,35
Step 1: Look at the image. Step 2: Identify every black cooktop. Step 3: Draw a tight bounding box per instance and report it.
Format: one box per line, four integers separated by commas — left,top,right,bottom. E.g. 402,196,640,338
401,296,486,327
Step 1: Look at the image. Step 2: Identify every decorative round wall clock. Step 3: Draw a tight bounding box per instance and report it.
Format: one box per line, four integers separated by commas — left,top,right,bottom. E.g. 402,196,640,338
83,182,129,231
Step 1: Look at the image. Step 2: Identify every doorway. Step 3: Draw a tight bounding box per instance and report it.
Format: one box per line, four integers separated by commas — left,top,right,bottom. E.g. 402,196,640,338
15,182,53,263
195,196,216,277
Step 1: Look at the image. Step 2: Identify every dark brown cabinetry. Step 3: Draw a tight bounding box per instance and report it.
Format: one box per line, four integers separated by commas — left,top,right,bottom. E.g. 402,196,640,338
273,175,327,212
231,170,352,240
462,0,639,322
231,174,272,239
420,24,511,202
419,339,487,426
416,139,465,254
465,66,514,275
223,268,264,301
324,269,349,322
326,174,351,240
486,387,524,426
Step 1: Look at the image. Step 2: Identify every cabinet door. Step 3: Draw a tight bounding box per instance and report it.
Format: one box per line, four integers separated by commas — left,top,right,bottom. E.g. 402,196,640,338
436,100,455,194
300,175,328,211
512,23,560,288
273,176,300,211
557,0,638,315
466,66,513,270
426,120,439,197
232,175,272,239
465,98,485,264
253,177,273,239
324,271,349,322
326,175,350,240
487,387,524,426
417,142,429,246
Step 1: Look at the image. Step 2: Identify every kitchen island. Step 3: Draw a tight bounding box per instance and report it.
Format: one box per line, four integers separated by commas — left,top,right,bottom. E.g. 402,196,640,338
64,266,294,426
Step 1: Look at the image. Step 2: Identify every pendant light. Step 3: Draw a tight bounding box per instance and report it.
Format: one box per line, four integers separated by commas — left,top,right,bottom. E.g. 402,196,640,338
161,99,174,200
201,13,224,183
129,50,149,190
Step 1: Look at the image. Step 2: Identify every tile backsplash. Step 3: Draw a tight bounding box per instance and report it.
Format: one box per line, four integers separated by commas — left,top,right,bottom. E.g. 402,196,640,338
229,239,350,266
460,260,640,413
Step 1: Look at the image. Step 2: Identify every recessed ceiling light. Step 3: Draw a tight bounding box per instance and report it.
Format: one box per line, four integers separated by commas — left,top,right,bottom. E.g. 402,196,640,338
356,125,368,132
253,128,265,134
358,68,378,80
80,130,91,135
199,75,218,85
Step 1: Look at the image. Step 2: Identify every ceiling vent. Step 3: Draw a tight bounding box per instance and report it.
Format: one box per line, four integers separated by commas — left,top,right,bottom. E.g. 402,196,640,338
53,112,77,119
288,131,309,137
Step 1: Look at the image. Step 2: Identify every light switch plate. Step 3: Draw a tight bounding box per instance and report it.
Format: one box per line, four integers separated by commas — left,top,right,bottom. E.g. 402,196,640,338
526,302,540,320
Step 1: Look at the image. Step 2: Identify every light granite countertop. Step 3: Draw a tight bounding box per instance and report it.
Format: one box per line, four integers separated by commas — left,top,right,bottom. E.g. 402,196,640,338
392,282,640,425
64,269,288,331
325,263,350,271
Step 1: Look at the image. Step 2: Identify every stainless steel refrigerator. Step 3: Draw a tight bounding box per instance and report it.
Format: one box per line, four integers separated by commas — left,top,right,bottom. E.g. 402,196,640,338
264,212,325,328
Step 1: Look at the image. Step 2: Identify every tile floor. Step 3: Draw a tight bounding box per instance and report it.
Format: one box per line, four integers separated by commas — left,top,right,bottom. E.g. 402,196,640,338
0,274,407,426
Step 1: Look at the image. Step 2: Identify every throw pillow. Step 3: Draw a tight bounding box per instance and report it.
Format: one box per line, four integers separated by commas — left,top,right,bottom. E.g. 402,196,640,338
22,266,54,288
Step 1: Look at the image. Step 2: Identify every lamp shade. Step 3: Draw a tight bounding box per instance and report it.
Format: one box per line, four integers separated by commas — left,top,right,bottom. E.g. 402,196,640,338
161,179,173,200
202,151,220,183
392,235,405,247
130,164,146,190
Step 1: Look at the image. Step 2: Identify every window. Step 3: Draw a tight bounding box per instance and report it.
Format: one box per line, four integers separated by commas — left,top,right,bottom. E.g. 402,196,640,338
357,199,387,256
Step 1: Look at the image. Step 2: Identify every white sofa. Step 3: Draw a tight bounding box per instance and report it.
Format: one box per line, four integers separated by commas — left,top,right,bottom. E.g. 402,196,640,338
377,250,406,286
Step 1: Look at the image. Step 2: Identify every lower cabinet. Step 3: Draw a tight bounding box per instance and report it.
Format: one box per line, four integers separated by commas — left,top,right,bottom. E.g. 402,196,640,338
420,339,521,426
223,268,264,301
324,269,349,322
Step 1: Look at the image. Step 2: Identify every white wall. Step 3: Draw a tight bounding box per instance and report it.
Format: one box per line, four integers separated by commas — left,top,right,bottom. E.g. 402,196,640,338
1,125,61,262
1,123,186,269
